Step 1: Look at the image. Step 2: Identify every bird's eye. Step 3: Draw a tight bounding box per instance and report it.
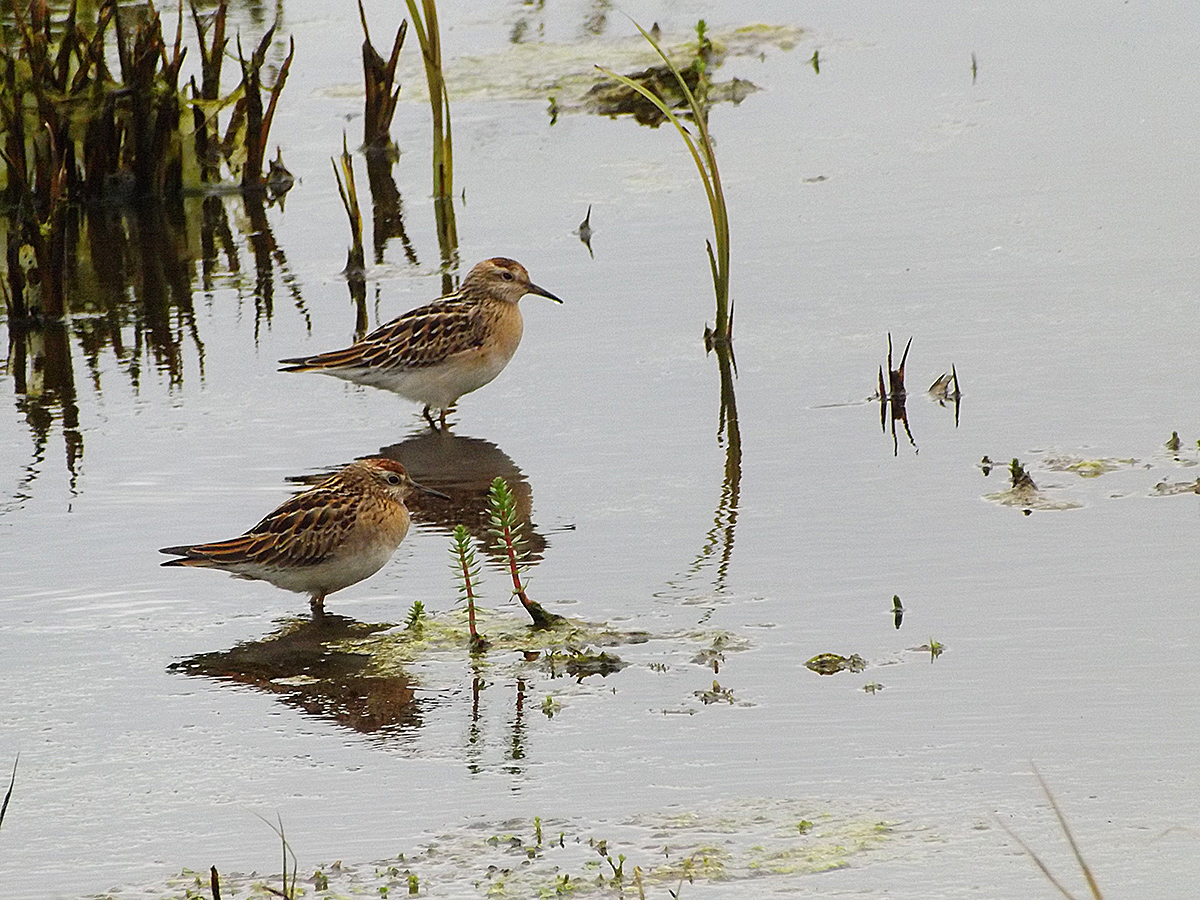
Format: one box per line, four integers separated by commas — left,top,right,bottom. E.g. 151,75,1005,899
386,473,402,485
501,271,514,281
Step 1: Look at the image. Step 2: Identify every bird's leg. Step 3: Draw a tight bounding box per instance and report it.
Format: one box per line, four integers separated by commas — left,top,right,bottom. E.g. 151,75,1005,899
439,407,449,429
422,405,439,428
310,593,327,620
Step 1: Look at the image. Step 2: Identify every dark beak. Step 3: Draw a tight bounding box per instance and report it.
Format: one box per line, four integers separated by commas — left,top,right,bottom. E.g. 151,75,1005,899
528,282,564,304
412,480,451,500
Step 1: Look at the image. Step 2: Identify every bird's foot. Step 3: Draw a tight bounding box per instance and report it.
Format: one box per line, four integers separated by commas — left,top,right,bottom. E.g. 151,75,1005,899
310,596,327,621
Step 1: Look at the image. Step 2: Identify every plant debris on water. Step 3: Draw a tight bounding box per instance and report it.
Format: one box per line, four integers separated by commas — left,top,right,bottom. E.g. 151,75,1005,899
805,653,866,676
103,798,896,899
361,24,802,110
984,442,1199,509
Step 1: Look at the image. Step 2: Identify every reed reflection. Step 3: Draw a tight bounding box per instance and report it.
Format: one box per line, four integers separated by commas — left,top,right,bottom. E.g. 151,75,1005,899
366,155,419,267
243,191,306,337
659,341,741,601
878,335,916,456
7,320,83,494
3,187,301,495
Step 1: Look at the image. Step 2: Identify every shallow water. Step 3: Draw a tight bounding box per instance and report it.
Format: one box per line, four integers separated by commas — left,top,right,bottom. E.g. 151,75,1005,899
2,0,1199,897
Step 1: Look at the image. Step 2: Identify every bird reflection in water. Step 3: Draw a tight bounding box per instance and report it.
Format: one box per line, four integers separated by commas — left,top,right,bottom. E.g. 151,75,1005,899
379,427,549,566
170,615,422,735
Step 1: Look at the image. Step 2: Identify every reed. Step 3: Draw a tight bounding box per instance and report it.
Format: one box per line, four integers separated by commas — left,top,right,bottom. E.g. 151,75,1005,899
998,767,1106,899
332,135,365,275
357,0,407,156
0,754,15,830
0,0,293,321
403,0,458,284
597,20,732,343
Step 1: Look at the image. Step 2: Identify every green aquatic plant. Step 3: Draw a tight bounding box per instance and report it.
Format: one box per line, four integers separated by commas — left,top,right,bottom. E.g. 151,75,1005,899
449,524,488,650
488,477,563,629
1010,458,1036,489
254,813,299,900
403,0,458,283
596,19,732,344
405,600,426,632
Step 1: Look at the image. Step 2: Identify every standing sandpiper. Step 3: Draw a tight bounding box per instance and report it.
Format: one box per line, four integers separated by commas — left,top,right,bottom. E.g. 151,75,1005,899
160,458,445,619
279,258,563,427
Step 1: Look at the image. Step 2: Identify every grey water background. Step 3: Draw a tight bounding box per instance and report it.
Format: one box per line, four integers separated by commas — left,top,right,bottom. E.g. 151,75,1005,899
2,0,1199,896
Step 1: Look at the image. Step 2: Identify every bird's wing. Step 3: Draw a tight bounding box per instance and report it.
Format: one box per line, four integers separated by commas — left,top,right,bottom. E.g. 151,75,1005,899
282,298,488,372
168,486,359,568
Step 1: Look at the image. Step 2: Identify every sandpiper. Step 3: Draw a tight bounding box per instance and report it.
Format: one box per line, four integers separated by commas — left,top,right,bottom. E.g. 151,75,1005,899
159,458,445,619
280,258,563,427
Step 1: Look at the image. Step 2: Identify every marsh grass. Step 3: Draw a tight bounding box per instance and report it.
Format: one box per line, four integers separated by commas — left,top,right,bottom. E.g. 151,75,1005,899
596,20,732,344
233,24,295,191
356,0,407,156
332,135,365,275
403,0,458,288
0,754,16,831
255,812,299,900
999,767,1106,899
1,0,292,322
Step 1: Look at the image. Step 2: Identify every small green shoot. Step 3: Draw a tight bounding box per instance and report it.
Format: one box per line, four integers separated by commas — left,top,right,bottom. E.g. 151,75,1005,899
1011,458,1036,489
407,871,419,894
488,477,562,629
1166,431,1181,452
796,819,813,834
253,812,298,900
608,852,626,881
692,19,713,77
449,524,487,650
596,20,732,344
405,600,426,632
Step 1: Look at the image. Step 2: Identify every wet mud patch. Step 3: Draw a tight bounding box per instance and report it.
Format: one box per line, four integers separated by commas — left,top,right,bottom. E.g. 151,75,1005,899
125,797,896,899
